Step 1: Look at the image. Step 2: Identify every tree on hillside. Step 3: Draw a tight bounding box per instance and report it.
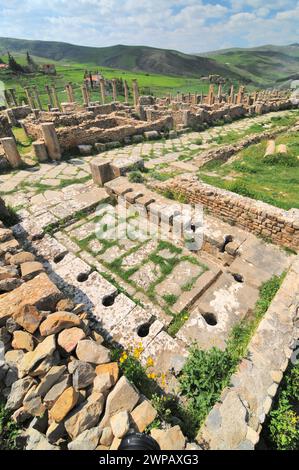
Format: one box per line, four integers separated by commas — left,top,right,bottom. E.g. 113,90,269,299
26,51,38,72
7,52,24,74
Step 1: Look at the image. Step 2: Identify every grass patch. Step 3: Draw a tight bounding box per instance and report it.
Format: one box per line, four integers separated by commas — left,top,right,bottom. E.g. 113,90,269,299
199,130,299,210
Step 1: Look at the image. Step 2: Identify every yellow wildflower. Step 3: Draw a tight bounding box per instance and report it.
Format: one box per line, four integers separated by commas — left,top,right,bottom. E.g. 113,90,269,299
147,373,157,380
119,352,128,363
146,357,154,368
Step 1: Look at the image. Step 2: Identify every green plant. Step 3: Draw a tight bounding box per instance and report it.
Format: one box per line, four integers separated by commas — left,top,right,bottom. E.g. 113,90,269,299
269,398,299,450
282,246,297,256
0,401,21,450
128,171,145,183
162,294,177,306
167,310,190,337
180,347,234,427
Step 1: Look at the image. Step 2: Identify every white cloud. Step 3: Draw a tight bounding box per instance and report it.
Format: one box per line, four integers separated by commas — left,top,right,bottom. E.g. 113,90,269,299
0,0,298,53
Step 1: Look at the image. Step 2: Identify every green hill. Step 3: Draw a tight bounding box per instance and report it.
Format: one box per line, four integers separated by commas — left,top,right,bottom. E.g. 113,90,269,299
1,37,298,90
0,37,239,80
203,44,299,87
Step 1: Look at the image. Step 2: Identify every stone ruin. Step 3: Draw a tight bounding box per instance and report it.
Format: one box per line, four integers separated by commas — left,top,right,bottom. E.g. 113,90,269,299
0,79,295,170
0,78,299,451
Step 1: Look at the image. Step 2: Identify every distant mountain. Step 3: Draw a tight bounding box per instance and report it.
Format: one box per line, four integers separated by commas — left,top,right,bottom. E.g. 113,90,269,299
202,44,299,87
1,37,298,88
0,37,240,81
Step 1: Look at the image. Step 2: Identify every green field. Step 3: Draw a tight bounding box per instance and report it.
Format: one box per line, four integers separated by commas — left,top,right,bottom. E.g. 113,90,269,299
198,123,299,211
0,52,211,108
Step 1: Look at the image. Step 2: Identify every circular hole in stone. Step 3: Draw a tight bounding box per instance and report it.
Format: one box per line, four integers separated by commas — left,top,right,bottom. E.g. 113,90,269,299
77,272,89,283
202,312,217,326
53,252,66,264
232,273,244,283
102,294,116,307
137,323,150,338
191,224,196,233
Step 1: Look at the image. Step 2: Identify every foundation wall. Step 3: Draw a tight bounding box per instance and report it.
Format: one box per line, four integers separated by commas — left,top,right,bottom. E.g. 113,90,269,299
163,175,299,251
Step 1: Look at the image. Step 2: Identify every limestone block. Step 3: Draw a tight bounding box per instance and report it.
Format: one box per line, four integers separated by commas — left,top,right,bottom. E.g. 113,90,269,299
90,157,114,186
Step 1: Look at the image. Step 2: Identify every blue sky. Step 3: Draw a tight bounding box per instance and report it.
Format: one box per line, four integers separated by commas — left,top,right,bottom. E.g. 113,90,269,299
0,1,298,53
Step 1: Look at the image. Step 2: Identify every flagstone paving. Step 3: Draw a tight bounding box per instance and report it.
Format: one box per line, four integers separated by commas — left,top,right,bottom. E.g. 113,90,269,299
0,109,296,384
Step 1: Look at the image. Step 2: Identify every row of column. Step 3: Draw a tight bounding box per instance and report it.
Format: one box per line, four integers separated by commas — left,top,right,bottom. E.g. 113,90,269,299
82,78,136,106
0,123,61,169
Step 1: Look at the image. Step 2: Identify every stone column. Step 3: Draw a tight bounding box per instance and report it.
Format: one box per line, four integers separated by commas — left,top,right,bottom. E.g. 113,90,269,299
208,85,214,105
112,79,117,102
81,85,89,106
217,85,222,101
33,140,48,162
45,85,54,108
132,79,139,108
51,86,60,110
99,79,106,104
41,123,61,161
9,88,18,106
33,86,43,110
24,87,35,109
65,84,72,103
124,80,129,103
237,86,245,105
1,137,22,168
68,83,75,102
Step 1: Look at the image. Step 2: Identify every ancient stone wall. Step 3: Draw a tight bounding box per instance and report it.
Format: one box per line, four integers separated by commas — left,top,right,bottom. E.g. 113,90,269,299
196,256,299,449
163,175,299,251
55,116,173,150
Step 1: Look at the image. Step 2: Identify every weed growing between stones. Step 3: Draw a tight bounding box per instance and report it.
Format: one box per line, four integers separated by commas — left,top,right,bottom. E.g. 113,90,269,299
264,362,299,450
167,310,190,337
163,294,178,306
0,400,21,450
179,273,285,432
128,171,145,183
